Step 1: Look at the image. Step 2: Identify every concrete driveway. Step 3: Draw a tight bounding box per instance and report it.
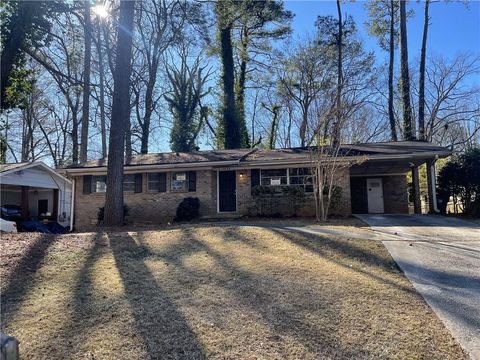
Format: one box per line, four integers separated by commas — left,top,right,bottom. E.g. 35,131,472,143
356,214,480,360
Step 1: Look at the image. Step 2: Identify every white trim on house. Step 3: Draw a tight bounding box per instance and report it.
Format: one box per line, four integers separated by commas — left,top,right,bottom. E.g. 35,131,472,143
62,160,241,175
70,178,75,231
61,149,451,177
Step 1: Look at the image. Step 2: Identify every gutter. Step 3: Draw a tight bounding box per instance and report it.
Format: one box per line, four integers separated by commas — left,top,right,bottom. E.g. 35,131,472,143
64,160,242,175
70,178,75,232
62,150,451,175
235,150,452,168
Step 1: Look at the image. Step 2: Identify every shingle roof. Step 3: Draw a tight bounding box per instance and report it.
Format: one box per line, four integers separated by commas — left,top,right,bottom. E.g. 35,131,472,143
65,141,451,169
244,141,451,163
69,149,254,168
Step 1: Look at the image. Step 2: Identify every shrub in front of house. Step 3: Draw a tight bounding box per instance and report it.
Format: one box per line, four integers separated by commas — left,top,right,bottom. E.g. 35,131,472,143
325,185,343,215
251,185,306,217
174,197,200,222
281,186,306,216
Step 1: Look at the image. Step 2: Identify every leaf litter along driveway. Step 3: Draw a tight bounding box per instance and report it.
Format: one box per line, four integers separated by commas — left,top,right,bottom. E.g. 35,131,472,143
1,224,467,359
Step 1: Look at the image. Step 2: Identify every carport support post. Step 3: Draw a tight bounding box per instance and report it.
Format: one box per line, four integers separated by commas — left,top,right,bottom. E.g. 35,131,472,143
20,186,29,220
53,189,59,221
426,159,439,213
411,165,422,214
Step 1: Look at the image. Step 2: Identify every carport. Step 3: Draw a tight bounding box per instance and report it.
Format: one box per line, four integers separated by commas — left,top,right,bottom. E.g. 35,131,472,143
0,162,72,228
349,142,452,214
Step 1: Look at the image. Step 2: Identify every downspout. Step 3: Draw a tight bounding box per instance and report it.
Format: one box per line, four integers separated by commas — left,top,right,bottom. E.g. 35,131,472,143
70,177,75,232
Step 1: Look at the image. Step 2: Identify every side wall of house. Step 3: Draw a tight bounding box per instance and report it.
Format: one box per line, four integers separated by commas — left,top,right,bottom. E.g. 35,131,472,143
350,174,409,214
73,170,216,230
383,175,409,214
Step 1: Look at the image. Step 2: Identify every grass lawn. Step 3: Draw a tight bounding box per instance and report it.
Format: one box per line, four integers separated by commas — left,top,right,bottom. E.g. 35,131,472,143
1,223,466,359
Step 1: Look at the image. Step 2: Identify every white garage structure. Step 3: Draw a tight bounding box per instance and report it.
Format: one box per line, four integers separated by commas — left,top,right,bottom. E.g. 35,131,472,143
0,162,73,229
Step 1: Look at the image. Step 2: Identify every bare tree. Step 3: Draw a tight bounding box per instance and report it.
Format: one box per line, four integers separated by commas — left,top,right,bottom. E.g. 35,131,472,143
104,0,136,226
417,55,480,149
165,44,212,152
133,0,186,154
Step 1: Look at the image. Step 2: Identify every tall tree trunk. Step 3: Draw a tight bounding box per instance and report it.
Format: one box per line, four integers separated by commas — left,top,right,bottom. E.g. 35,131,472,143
268,106,279,150
80,0,92,163
126,116,132,160
418,0,430,141
104,0,136,226
140,66,157,154
388,0,398,141
96,18,107,159
399,0,414,140
71,109,79,164
332,0,343,149
236,27,250,148
299,109,308,147
219,25,241,149
1,2,39,109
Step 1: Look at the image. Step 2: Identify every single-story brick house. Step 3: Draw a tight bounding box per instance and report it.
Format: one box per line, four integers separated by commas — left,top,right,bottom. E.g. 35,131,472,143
62,141,451,230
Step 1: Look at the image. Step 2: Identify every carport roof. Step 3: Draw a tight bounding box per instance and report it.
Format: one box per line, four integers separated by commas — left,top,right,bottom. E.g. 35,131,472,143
243,141,451,163
0,162,30,173
64,141,451,170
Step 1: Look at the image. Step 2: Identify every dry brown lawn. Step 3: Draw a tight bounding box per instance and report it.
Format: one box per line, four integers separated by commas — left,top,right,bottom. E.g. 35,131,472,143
1,223,466,359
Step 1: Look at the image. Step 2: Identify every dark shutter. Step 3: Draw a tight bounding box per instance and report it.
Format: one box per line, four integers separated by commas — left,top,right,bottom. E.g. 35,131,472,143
188,171,196,192
158,173,166,192
251,169,260,194
134,173,143,193
83,175,92,194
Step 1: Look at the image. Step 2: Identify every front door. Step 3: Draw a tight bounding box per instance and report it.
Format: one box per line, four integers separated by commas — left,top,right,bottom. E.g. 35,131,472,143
367,178,384,213
218,171,236,212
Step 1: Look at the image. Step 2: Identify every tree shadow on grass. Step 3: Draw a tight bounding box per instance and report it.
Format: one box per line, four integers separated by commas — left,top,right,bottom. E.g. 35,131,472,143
1,234,57,327
110,233,206,360
134,227,370,359
268,227,419,295
35,233,107,357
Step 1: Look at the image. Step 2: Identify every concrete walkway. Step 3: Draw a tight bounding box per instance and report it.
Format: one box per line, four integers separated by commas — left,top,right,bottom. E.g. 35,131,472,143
357,214,480,360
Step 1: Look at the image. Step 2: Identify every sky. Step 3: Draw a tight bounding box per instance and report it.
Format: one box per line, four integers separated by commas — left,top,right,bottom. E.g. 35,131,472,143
284,0,480,65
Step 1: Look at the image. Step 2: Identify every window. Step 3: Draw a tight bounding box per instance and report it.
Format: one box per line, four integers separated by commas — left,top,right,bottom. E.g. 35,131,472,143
171,172,188,191
170,171,196,192
260,169,288,186
289,168,313,193
148,173,166,192
92,175,107,193
123,174,135,192
259,168,313,193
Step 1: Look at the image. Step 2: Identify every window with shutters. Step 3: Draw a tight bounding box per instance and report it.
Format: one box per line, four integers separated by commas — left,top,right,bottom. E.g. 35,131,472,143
92,176,107,193
123,174,135,192
148,173,166,192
